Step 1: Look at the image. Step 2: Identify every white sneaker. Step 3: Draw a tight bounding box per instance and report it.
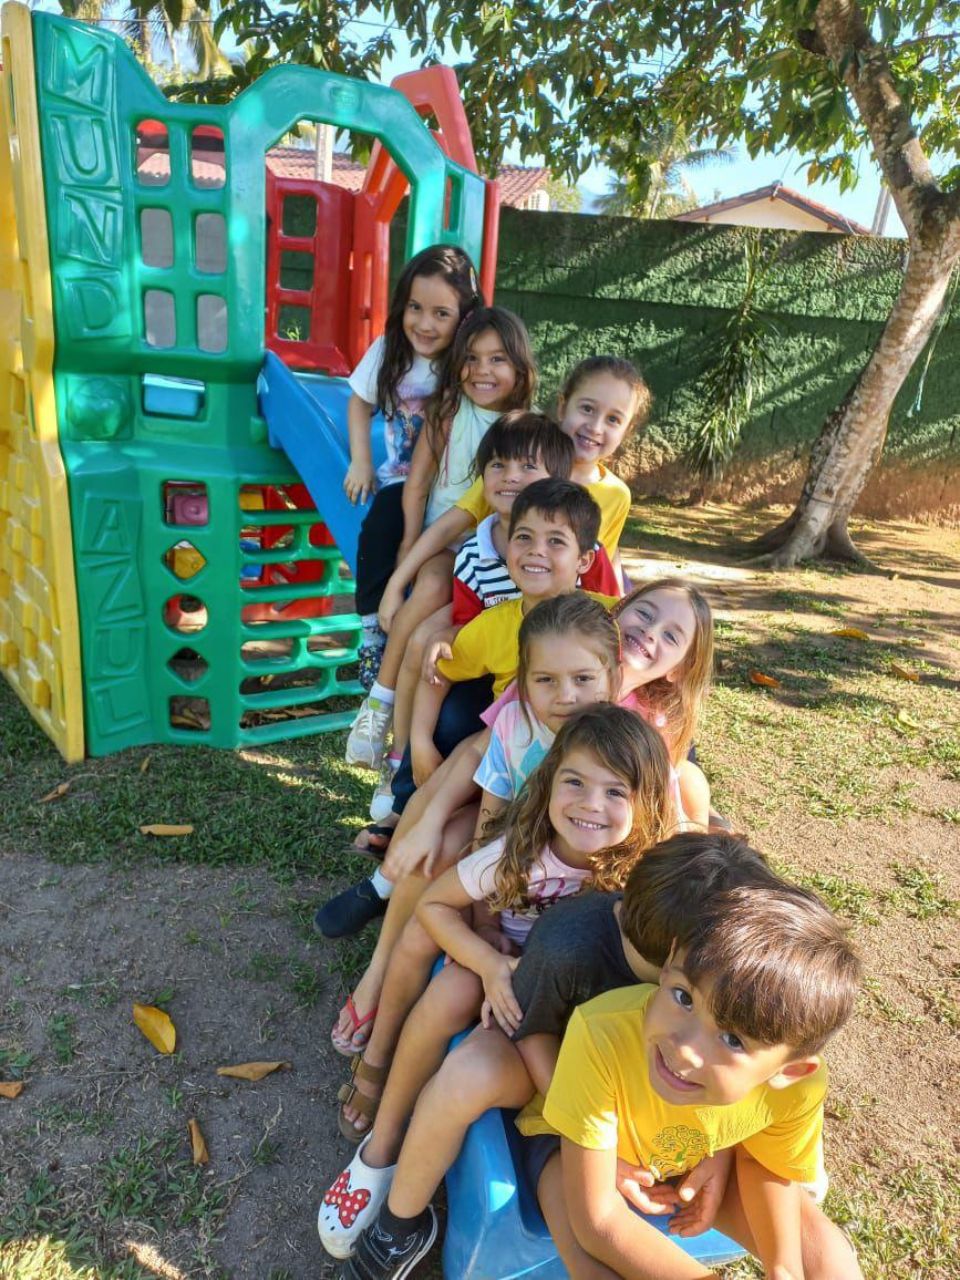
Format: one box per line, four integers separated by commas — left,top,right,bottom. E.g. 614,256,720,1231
345,697,393,770
318,1135,396,1259
369,758,399,822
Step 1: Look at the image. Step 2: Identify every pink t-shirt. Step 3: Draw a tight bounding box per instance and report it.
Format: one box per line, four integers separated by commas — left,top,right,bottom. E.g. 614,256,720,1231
456,836,590,946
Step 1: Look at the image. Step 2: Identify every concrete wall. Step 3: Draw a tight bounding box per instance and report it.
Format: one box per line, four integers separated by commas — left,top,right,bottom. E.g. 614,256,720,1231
396,209,960,521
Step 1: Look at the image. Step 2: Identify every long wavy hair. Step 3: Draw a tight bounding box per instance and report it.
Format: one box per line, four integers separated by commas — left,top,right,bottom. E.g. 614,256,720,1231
425,306,537,465
484,704,672,913
613,577,713,763
375,245,480,417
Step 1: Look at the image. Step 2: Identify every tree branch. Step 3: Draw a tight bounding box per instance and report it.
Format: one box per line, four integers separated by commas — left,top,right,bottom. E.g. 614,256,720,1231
812,0,946,240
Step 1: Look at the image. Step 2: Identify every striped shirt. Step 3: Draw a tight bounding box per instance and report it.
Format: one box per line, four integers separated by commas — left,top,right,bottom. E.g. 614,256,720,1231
451,515,519,626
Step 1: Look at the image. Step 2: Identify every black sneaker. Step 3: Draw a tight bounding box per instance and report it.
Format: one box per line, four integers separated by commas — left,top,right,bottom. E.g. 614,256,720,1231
314,880,388,939
339,1207,437,1278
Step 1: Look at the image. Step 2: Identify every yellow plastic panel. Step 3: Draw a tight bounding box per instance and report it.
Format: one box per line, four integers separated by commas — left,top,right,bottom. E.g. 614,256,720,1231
0,1,83,760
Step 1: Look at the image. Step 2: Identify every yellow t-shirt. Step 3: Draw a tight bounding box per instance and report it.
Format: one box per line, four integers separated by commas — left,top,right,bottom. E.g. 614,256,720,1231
456,463,631,558
518,985,826,1185
437,591,618,696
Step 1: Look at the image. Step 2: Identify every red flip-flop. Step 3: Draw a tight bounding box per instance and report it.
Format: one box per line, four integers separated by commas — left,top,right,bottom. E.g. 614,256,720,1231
331,995,378,1057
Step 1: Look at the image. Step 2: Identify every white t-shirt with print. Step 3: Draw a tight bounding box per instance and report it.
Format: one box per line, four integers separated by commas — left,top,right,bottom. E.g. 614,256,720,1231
349,335,438,486
456,835,591,946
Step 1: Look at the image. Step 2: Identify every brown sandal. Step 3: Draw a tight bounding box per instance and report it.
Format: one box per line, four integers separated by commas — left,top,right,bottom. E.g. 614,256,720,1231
337,1053,389,1144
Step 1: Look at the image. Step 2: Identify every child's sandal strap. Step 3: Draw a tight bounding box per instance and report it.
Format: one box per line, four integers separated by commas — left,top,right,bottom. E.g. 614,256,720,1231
349,1055,390,1087
337,1082,380,1119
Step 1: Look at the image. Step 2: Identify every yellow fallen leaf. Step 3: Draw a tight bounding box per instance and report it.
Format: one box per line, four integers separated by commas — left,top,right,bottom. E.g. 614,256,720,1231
188,1118,209,1165
216,1061,290,1081
39,782,70,804
139,824,194,837
0,1081,24,1099
831,627,870,640
749,670,781,689
896,709,922,731
140,755,152,773
133,1003,177,1054
890,664,920,682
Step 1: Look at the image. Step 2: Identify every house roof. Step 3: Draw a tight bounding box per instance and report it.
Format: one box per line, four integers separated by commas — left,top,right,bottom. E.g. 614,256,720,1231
135,135,550,206
673,182,872,235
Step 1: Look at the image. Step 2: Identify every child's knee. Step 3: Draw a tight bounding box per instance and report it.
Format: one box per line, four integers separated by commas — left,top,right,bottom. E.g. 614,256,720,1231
439,1041,511,1113
396,914,439,964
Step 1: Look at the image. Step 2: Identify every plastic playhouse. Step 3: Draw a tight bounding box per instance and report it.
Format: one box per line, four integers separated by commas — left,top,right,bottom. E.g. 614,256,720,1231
0,0,497,763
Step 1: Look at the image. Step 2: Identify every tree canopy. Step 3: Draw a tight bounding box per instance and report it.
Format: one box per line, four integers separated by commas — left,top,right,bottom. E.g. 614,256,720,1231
195,0,959,201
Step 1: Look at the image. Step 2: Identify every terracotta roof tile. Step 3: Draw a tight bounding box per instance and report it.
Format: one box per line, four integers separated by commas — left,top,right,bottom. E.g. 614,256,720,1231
137,144,549,207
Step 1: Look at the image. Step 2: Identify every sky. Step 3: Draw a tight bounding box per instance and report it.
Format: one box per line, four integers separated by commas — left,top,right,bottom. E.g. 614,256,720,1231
46,1,906,236
343,20,907,237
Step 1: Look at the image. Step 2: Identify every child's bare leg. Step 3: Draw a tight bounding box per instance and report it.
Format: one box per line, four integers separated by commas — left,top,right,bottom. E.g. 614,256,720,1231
362,963,486,1166
537,1153,624,1280
340,915,444,1133
335,806,476,1050
713,1170,863,1280
376,551,454,689
384,1023,536,1214
392,604,452,757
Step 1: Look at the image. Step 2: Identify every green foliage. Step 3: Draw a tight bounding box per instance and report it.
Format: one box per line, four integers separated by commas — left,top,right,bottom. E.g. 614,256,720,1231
686,231,780,484
597,126,734,219
199,1,960,197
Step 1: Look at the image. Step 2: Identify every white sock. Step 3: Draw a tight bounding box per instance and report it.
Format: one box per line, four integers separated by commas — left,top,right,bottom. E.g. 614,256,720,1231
370,681,395,707
370,868,394,900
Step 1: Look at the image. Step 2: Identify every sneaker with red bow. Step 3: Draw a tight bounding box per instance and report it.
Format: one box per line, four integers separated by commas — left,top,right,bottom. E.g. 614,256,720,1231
318,1136,396,1260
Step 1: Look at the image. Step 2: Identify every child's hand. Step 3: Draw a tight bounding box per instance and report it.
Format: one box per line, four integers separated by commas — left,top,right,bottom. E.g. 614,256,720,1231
384,822,441,880
481,955,521,1034
616,1161,681,1216
411,739,443,788
668,1149,733,1237
422,641,453,685
343,460,376,505
378,581,404,634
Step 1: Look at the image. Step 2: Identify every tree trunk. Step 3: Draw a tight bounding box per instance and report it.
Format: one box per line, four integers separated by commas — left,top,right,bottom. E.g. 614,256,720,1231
749,0,960,567
752,232,960,566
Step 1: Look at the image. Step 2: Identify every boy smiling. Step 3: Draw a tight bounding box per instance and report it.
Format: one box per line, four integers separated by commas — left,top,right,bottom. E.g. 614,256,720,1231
526,885,864,1280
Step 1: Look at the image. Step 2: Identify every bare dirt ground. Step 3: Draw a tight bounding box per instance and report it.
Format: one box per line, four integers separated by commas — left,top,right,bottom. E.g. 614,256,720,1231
1,501,958,1280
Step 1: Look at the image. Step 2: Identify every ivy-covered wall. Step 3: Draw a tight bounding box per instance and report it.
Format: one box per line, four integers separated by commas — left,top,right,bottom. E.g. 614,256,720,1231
393,208,959,520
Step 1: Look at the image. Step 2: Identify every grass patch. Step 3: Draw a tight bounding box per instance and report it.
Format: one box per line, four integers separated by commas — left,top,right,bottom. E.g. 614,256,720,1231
882,864,958,920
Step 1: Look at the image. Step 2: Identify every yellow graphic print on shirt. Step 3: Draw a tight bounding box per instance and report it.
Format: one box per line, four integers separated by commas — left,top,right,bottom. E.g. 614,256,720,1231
648,1125,710,1178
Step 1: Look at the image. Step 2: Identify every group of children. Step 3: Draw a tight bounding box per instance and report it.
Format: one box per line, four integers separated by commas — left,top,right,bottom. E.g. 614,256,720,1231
308,244,864,1280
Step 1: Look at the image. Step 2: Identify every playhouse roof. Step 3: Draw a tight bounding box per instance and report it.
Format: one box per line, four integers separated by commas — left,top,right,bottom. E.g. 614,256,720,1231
673,182,872,235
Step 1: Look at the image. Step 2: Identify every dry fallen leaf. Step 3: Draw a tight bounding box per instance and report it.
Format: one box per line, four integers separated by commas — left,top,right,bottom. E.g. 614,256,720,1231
890,664,920,683
140,755,152,773
139,823,194,837
748,670,781,689
831,627,870,640
0,1081,24,1099
133,1003,177,1054
188,1118,209,1165
39,782,70,804
216,1061,290,1081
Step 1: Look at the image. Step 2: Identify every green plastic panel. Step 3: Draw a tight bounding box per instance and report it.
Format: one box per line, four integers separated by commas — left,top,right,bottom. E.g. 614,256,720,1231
31,9,486,754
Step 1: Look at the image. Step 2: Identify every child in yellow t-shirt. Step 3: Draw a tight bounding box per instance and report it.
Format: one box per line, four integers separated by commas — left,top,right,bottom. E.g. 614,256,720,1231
459,355,651,586
526,884,863,1280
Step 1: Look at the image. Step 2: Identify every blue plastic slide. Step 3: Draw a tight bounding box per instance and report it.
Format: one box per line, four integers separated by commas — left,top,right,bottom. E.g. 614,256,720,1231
258,351,387,578
444,1081,746,1278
